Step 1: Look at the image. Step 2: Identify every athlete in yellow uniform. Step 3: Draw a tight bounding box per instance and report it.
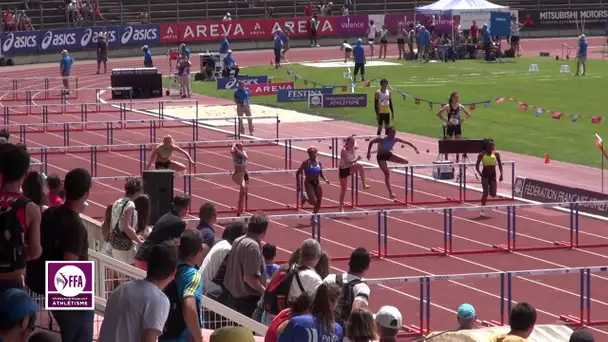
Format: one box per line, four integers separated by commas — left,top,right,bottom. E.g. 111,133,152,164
375,78,394,136
475,139,503,217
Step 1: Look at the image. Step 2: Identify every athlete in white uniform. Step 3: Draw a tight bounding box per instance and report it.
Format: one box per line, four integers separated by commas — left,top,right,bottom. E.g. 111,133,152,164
367,20,377,59
338,136,369,212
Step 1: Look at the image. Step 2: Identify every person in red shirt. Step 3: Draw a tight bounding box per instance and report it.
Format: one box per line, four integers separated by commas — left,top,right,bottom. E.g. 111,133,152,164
0,143,42,294
470,20,478,43
265,292,312,342
3,9,16,32
304,1,313,17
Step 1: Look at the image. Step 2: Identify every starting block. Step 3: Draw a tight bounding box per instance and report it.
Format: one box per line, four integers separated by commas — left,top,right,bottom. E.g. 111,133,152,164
560,65,570,73
528,64,539,72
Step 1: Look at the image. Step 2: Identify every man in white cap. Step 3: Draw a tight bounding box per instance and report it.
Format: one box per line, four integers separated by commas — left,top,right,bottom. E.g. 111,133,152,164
575,34,587,76
222,50,239,77
456,303,476,330
142,45,153,67
59,50,73,94
375,306,402,342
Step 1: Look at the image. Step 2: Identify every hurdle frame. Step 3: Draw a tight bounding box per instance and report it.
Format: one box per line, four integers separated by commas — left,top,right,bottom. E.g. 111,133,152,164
8,76,79,101
0,87,132,104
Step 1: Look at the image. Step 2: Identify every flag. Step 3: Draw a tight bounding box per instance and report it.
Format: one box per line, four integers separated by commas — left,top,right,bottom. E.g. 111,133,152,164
519,103,528,111
415,99,421,105
469,104,476,111
341,86,347,92
535,108,543,117
552,113,562,120
592,117,603,124
303,79,308,85
402,93,407,100
484,101,490,108
362,81,371,87
571,115,580,122
495,98,505,103
428,103,433,110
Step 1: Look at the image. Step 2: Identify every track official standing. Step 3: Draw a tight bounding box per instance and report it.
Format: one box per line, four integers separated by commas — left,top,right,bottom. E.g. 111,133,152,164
575,34,587,76
142,45,153,67
273,30,284,68
482,24,493,61
219,36,230,61
352,39,365,82
60,50,72,94
234,81,254,135
420,26,431,63
96,32,108,74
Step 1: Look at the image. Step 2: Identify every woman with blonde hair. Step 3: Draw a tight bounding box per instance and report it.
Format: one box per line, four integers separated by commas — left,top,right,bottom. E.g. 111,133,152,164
339,135,369,212
345,309,378,342
231,142,249,215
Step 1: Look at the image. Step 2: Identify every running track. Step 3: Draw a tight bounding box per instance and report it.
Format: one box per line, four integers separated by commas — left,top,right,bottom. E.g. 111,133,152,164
2,36,608,338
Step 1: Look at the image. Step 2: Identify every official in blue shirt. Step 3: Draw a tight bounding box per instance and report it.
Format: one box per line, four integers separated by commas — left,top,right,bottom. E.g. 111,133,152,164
219,37,230,55
179,43,191,59
352,39,366,82
142,45,153,67
576,34,588,76
420,26,431,63
234,81,253,135
222,50,240,77
273,29,284,69
482,24,493,61
59,50,73,94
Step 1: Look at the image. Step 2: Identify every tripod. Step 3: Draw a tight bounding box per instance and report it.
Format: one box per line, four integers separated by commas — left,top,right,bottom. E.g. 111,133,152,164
440,125,479,182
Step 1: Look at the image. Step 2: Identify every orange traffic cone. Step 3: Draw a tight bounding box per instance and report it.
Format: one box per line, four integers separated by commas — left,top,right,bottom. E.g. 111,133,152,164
544,154,550,164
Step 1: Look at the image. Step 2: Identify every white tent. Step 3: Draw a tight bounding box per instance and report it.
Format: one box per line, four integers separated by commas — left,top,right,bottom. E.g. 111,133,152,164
415,0,509,16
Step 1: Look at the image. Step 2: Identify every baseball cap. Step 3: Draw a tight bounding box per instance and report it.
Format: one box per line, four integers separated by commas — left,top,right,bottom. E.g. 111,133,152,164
210,327,255,342
457,303,476,320
0,288,40,329
375,306,402,329
570,329,594,342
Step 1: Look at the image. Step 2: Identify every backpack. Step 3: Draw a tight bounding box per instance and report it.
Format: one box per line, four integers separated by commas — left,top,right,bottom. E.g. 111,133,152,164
0,196,30,276
207,252,231,304
160,263,197,340
109,200,132,251
25,206,64,295
262,266,305,316
334,274,364,325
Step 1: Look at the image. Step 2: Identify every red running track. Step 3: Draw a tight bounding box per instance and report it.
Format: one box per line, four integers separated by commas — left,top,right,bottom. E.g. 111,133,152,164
3,38,608,338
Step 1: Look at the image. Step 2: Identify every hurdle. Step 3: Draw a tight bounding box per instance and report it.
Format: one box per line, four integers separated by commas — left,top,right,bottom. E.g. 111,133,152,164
5,76,79,101
0,87,132,104
12,115,280,146
2,99,198,118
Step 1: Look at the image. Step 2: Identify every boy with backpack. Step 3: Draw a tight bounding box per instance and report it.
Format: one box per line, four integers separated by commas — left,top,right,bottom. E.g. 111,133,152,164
323,247,371,325
0,143,41,294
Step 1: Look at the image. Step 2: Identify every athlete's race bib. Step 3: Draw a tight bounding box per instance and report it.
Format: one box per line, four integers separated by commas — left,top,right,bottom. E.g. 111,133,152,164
449,117,460,125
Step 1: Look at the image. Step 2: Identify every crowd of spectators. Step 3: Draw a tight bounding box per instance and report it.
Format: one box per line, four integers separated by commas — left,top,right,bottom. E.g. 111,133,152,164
0,136,600,342
2,8,34,32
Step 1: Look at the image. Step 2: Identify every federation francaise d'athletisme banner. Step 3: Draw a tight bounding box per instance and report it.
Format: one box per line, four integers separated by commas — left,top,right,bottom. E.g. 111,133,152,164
0,24,160,55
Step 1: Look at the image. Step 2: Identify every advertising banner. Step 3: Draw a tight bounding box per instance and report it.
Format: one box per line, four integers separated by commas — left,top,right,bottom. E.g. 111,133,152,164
308,94,368,108
246,82,295,96
0,24,160,55
335,16,369,36
1,31,41,55
518,9,608,29
384,13,455,35
216,76,269,90
160,17,337,44
514,176,608,217
277,88,334,102
490,12,511,37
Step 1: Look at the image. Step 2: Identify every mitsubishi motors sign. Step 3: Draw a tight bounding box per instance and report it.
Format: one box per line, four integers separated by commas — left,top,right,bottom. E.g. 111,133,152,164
246,82,294,96
519,9,608,28
160,17,336,43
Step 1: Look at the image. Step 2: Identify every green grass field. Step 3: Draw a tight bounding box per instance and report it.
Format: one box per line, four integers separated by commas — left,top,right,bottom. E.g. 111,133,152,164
175,57,608,167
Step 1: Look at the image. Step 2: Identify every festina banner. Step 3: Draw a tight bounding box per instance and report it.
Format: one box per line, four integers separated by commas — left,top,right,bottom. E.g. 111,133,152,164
519,9,608,28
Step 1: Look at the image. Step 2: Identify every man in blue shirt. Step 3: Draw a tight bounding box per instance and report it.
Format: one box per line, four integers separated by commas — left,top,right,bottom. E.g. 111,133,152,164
59,50,73,94
196,202,217,259
222,50,240,77
482,24,493,61
352,39,366,82
420,26,431,63
143,45,153,67
159,230,204,342
234,81,254,135
576,34,588,76
219,36,230,60
273,29,284,69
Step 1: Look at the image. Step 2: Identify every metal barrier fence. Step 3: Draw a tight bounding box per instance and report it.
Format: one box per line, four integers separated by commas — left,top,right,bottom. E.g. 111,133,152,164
0,87,132,104
13,115,280,147
205,200,608,260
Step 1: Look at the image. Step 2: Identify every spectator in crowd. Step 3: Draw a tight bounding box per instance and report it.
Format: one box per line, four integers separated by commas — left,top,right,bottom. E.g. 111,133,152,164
340,5,348,16
2,9,16,32
0,129,9,142
135,194,190,270
59,50,73,93
223,12,231,21
222,50,240,77
31,168,93,342
210,327,255,342
99,242,178,342
266,6,274,18
263,243,279,278
494,302,537,341
304,2,313,17
197,202,217,257
315,251,330,279
265,292,313,342
0,143,41,293
278,282,344,342
570,329,594,342
324,247,371,325
375,306,402,342
100,204,114,255
323,2,333,16
96,30,108,74
345,309,377,342
22,171,48,212
15,10,32,31
81,0,94,23
138,9,149,24
159,230,204,342
0,288,39,342
28,331,61,342
470,20,478,43
133,194,151,236
109,177,145,265
224,213,269,317
201,222,246,296
457,303,476,330
45,174,64,208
